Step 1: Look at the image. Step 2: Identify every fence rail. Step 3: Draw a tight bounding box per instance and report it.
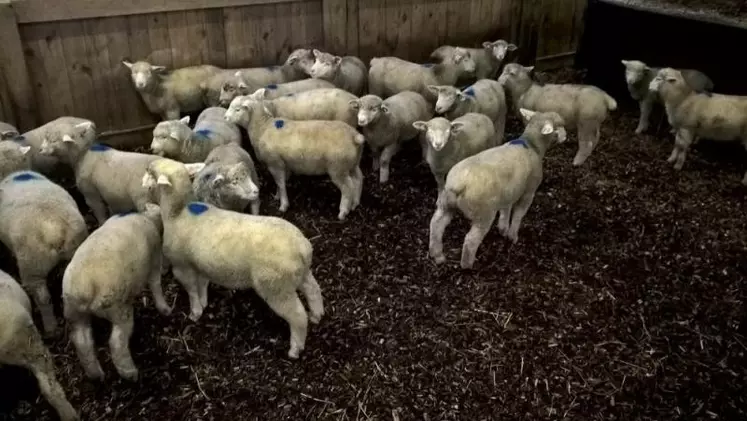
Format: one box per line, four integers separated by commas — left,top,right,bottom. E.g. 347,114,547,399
0,0,587,147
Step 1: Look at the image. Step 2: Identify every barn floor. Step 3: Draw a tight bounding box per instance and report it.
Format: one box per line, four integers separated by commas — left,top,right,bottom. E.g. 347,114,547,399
2,67,746,421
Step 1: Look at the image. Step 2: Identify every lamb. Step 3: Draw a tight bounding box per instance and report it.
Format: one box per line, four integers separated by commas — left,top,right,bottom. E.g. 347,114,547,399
225,96,364,220
214,57,314,108
15,116,96,176
428,79,507,141
413,112,497,193
0,140,31,179
122,60,221,120
192,143,261,215
151,106,241,163
0,270,78,421
0,170,88,334
368,52,477,105
283,48,316,75
141,158,324,359
254,78,336,100
430,39,517,81
63,204,170,381
498,63,617,166
308,49,368,96
649,67,747,184
429,109,567,269
0,121,19,140
349,91,433,183
244,87,358,127
621,60,714,134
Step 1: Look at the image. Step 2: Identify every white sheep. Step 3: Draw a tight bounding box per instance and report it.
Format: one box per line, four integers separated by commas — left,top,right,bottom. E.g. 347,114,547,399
0,121,19,140
349,91,433,183
413,112,497,193
430,39,517,81
38,121,159,225
151,106,242,163
0,170,88,334
0,269,78,421
0,140,32,179
649,67,747,184
283,48,316,75
192,143,261,214
225,96,364,220
141,158,324,359
122,60,221,120
244,87,358,127
15,116,96,176
428,79,507,142
429,109,567,269
308,49,368,96
368,52,477,105
63,204,170,381
254,78,336,100
621,60,714,134
498,63,617,166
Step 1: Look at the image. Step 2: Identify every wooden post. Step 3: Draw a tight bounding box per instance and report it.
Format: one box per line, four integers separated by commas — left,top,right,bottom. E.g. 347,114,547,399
322,0,348,55
0,0,38,130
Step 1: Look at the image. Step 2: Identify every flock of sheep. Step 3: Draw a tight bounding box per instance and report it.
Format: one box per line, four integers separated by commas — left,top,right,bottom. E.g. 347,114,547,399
0,30,742,420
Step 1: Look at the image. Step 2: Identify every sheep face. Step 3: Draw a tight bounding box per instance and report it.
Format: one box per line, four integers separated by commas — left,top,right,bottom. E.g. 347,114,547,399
122,61,166,91
497,63,533,88
224,96,254,127
309,49,341,79
38,121,93,157
412,117,463,152
151,116,191,158
483,40,517,61
649,68,684,96
142,159,205,190
0,140,32,178
520,109,568,144
285,49,315,74
219,78,244,107
451,47,476,74
621,60,651,87
350,95,386,127
198,163,259,209
428,85,460,114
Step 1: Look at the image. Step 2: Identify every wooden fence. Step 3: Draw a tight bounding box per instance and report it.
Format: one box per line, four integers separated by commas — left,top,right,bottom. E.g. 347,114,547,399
0,0,587,147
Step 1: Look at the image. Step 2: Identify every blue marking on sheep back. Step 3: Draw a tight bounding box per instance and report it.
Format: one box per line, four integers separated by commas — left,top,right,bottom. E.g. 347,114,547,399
12,135,26,143
187,202,209,215
508,138,529,149
421,63,434,68
464,87,476,97
11,172,40,182
89,143,111,151
266,84,278,90
116,210,137,217
274,119,285,129
194,129,213,140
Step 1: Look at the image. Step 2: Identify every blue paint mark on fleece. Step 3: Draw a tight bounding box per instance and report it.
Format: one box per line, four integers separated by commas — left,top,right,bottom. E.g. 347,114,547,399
463,87,476,97
89,143,111,151
508,138,529,149
421,63,435,68
11,172,40,182
266,84,278,90
187,202,209,216
116,210,137,217
12,135,26,143
274,119,285,129
194,129,213,140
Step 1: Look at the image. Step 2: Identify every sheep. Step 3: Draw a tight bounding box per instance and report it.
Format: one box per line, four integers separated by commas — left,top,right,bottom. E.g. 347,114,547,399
151,106,242,163
413,112,497,193
621,60,714,135
122,60,221,120
308,49,368,96
38,121,159,225
0,170,88,334
429,109,567,269
254,78,336,100
430,39,517,81
225,96,364,220
244,87,358,127
284,48,316,76
368,52,477,105
0,140,31,179
649,67,747,184
141,158,324,359
0,121,19,140
427,79,507,142
192,143,261,215
15,116,96,176
63,204,170,382
498,63,617,166
0,269,78,421
349,91,433,183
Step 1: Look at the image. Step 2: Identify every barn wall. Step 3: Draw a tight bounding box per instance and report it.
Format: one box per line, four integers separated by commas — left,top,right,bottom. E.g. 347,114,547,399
0,0,587,147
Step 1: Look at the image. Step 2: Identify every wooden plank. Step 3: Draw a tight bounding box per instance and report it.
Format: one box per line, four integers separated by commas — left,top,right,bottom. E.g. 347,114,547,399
446,0,471,46
37,22,75,119
323,0,347,55
83,19,117,130
14,0,302,24
167,11,193,68
304,0,324,50
345,0,359,57
147,13,174,67
18,25,53,126
204,8,227,67
491,0,512,40
272,2,293,62
104,16,142,130
223,7,249,67
357,0,386,61
127,14,159,123
468,0,493,45
57,20,96,122
254,4,278,65
242,5,263,66
385,0,411,59
570,0,588,52
0,1,37,129
186,10,209,65
0,67,14,124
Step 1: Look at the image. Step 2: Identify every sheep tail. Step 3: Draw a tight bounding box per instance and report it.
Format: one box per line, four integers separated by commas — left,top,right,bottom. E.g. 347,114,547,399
436,185,461,210
604,93,618,111
353,133,365,145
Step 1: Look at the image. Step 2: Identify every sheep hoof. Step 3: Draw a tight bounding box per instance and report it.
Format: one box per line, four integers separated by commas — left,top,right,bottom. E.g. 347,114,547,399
309,313,323,324
86,368,105,382
673,163,684,171
337,211,348,221
120,368,139,382
287,348,301,360
460,260,474,270
278,204,289,213
157,305,173,317
188,309,203,322
431,253,446,264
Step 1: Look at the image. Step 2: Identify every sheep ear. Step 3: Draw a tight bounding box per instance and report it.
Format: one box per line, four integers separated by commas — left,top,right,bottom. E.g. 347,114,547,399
122,61,133,69
156,174,171,186
507,43,517,51
179,116,190,125
541,122,554,135
380,104,389,113
621,60,630,66
152,65,167,73
450,122,465,133
75,121,94,131
62,134,75,143
170,131,180,140
211,173,226,185
482,41,492,49
254,88,266,99
412,121,427,131
312,49,322,58
348,99,360,110
262,103,275,116
184,162,206,176
241,98,254,108
524,65,535,73
426,85,440,94
141,173,155,187
519,108,535,121
333,56,342,65
19,145,30,155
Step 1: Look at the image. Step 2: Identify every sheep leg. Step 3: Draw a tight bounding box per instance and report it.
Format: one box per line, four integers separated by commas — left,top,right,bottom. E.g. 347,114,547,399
460,212,497,270
494,111,507,145
20,269,57,335
197,276,209,309
371,148,381,172
379,142,401,184
506,191,536,243
267,166,290,212
104,305,138,381
68,311,104,380
78,183,108,225
172,265,204,321
250,199,261,215
496,206,512,236
432,172,446,195
149,255,172,316
349,166,363,209
635,98,653,134
329,171,354,220
429,206,454,264
299,271,325,324
163,108,180,121
572,122,599,167
672,129,694,171
262,292,309,359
